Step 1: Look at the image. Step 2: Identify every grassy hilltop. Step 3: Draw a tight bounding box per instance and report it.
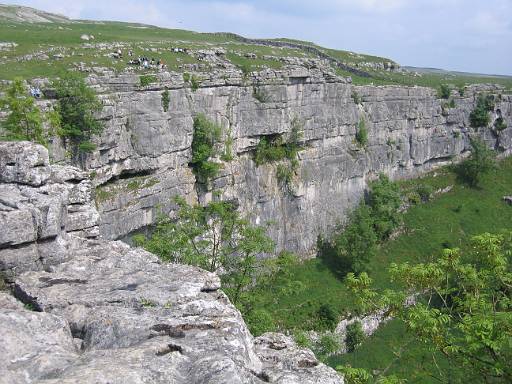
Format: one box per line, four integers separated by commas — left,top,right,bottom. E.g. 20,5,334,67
0,4,511,90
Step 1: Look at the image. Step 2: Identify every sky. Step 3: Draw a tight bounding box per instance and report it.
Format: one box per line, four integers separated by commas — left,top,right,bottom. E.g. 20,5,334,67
7,0,512,75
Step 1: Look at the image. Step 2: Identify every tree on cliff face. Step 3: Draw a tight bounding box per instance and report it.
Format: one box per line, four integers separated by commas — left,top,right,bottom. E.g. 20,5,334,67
455,138,496,187
53,72,103,163
0,78,45,145
133,197,275,305
341,232,512,383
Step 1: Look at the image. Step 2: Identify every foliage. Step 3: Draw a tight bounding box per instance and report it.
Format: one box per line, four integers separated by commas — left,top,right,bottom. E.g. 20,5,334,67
334,204,378,275
346,321,366,352
136,197,274,307
317,303,339,331
139,74,157,87
415,183,434,202
469,94,494,128
53,72,103,160
190,75,200,91
455,138,496,187
346,232,512,383
161,89,170,112
190,114,222,183
494,117,507,132
355,118,368,147
294,330,312,349
368,174,402,241
0,78,45,145
220,129,234,161
183,72,191,83
254,135,288,165
438,83,451,99
315,333,341,361
351,91,362,104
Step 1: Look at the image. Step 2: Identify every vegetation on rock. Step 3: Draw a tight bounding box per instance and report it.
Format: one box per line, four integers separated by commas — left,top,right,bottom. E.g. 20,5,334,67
190,113,222,183
0,78,45,145
454,138,496,187
53,72,103,160
469,94,495,128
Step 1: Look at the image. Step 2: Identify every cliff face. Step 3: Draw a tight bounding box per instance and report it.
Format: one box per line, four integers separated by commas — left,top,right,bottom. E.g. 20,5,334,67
0,142,342,384
67,68,512,255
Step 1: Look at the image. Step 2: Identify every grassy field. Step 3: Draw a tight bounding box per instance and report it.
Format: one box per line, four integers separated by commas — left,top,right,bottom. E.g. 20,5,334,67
1,18,511,92
248,157,512,333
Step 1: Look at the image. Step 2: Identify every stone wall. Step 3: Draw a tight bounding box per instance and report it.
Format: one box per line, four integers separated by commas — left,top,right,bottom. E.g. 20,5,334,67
60,68,512,256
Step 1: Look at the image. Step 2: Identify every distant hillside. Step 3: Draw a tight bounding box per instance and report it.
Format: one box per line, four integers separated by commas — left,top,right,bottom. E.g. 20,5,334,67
0,3,511,91
0,3,71,23
403,66,512,79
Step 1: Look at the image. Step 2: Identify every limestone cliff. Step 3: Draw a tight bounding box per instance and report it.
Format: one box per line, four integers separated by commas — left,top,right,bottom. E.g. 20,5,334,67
53,68,512,256
0,142,342,384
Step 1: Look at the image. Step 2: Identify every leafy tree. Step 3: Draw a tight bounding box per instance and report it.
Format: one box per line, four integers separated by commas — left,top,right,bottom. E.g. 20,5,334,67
0,78,45,145
135,197,274,306
161,89,170,112
335,204,377,274
455,138,496,187
368,174,401,240
190,114,222,183
53,72,103,161
344,232,512,383
317,303,339,331
438,84,451,99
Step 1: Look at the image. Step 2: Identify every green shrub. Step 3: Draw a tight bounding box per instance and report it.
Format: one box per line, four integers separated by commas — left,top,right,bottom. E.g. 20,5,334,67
407,191,421,205
470,94,494,128
494,117,507,131
220,130,234,161
351,91,362,104
438,84,451,99
53,72,103,161
416,183,434,202
355,119,368,147
455,138,496,187
294,330,312,349
335,204,377,275
190,75,200,92
317,303,339,331
276,163,294,189
315,333,340,360
161,89,170,112
0,78,45,145
458,86,465,96
183,72,191,83
190,114,222,183
346,321,366,352
254,135,288,165
139,74,157,87
368,174,402,240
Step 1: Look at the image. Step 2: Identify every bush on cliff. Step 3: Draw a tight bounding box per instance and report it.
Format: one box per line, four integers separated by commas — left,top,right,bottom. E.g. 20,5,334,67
190,114,222,183
0,78,45,145
53,72,103,161
469,94,494,128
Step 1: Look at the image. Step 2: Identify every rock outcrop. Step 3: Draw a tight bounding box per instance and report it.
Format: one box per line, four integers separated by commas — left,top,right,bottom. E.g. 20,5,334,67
49,69,512,256
0,142,342,384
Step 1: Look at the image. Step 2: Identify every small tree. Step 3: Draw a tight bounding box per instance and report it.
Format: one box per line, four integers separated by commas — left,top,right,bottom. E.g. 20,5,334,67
438,84,451,99
135,197,274,306
335,204,377,274
0,78,45,145
53,72,103,161
345,232,512,383
455,138,495,187
190,114,222,183
368,174,402,240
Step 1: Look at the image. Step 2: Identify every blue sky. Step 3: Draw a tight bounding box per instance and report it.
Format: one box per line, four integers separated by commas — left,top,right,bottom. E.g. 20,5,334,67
8,0,512,75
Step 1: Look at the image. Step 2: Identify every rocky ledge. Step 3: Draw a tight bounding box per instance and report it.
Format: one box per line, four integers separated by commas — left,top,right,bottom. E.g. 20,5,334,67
0,142,342,384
